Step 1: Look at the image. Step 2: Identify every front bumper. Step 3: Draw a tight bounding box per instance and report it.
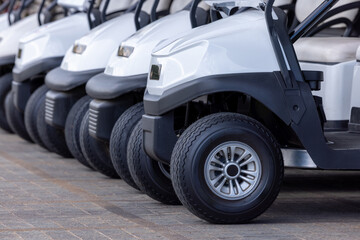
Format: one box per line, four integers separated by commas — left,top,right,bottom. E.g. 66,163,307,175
86,73,147,100
83,73,147,141
45,89,86,128
88,98,136,141
45,67,104,92
12,79,43,112
142,112,177,164
11,57,63,112
44,68,104,128
13,57,63,82
0,55,15,66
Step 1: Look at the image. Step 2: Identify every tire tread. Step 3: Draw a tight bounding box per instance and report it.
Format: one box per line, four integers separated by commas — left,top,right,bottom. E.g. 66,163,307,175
171,112,284,224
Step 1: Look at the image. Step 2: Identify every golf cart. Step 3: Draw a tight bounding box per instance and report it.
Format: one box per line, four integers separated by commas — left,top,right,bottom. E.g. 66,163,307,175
77,0,210,182
6,0,128,146
0,0,60,133
140,0,360,223
39,0,164,161
20,0,136,157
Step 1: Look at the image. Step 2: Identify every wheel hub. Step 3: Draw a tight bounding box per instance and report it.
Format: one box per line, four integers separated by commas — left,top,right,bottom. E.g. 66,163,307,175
224,163,240,179
204,141,262,200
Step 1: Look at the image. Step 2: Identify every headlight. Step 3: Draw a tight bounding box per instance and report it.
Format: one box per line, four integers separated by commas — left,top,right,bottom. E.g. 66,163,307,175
17,48,22,59
118,44,134,58
150,64,162,80
72,44,87,54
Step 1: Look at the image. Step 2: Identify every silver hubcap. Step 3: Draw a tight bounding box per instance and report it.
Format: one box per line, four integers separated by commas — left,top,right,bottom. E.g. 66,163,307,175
204,141,262,200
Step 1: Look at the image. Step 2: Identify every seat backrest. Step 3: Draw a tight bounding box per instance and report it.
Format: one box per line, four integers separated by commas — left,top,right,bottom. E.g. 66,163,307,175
169,0,191,14
101,0,133,13
295,0,359,26
136,0,172,28
22,0,42,16
274,0,292,7
40,0,66,23
169,0,209,27
57,0,88,10
196,1,210,26
142,0,171,15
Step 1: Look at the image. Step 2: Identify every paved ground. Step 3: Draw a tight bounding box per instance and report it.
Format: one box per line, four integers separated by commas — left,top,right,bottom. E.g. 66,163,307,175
0,129,358,240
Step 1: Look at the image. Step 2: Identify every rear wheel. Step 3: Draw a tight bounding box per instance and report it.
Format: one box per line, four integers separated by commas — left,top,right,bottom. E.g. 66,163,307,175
110,103,144,190
65,96,93,169
79,111,119,178
0,73,14,133
127,121,180,205
171,113,284,224
5,92,32,142
37,97,72,158
24,85,48,149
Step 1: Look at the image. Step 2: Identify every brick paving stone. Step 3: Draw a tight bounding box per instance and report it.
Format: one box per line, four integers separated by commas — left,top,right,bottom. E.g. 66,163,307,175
70,229,112,240
18,231,52,240
97,228,139,240
0,232,23,240
0,129,358,239
122,226,171,240
46,230,81,240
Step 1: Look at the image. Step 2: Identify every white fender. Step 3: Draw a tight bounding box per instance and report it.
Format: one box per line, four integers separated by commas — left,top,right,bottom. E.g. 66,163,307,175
0,13,9,32
15,13,90,70
104,10,192,77
146,10,280,96
61,13,136,72
0,14,39,59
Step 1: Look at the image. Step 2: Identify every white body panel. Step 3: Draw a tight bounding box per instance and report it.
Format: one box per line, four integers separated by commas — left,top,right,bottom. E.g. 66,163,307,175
105,10,192,77
350,62,360,110
61,13,136,72
300,61,355,121
16,13,90,69
0,13,9,32
147,10,280,96
0,14,39,58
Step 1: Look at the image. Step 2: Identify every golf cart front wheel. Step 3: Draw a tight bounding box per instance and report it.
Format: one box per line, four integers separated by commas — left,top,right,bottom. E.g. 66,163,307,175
79,111,119,178
171,112,284,224
110,102,145,190
5,92,32,143
127,121,180,205
24,85,48,149
65,96,94,169
36,96,73,158
0,73,14,133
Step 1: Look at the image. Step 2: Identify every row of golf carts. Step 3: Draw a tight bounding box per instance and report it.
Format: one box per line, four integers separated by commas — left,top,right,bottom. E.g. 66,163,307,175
0,0,359,224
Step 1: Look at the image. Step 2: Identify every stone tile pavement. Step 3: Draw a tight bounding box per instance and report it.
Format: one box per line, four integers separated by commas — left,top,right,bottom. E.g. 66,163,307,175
0,129,358,239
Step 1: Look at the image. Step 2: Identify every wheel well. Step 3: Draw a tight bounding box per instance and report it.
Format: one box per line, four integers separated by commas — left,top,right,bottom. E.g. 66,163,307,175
0,64,14,75
173,91,302,148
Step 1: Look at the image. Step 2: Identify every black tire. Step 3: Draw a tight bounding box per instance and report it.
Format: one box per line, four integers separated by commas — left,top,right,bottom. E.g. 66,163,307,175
65,96,94,169
0,73,14,133
5,92,33,142
171,113,284,224
127,121,180,205
110,103,144,190
24,85,48,149
36,97,72,158
79,111,119,178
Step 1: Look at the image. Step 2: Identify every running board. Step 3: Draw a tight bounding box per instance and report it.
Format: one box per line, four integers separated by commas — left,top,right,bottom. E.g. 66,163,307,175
281,148,318,169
